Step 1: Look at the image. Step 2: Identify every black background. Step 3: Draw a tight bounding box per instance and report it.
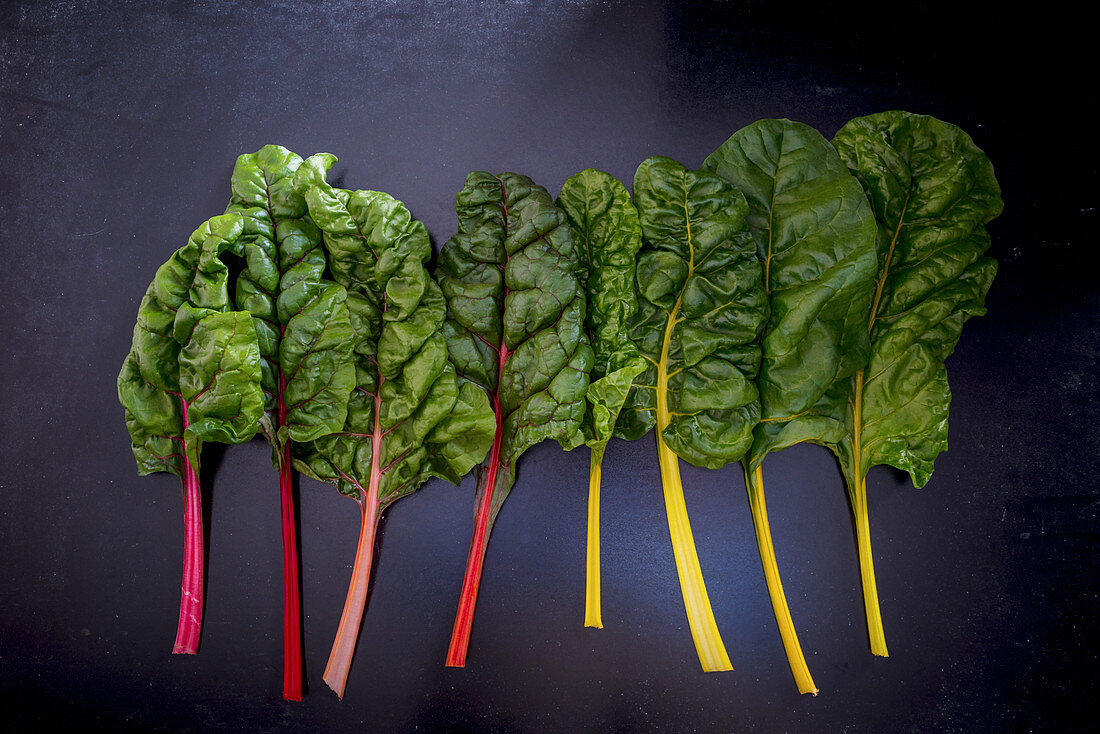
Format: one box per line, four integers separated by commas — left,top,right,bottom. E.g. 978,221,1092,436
1,1,1096,732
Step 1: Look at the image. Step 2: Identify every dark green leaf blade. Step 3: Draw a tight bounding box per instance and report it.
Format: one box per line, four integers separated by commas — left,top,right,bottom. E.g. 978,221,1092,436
625,155,768,469
831,111,1003,488
437,171,594,505
557,168,646,454
702,119,879,467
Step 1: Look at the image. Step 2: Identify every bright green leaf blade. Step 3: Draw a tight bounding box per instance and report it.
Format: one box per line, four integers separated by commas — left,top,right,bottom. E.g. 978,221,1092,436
279,282,357,444
180,311,266,468
228,145,356,456
289,154,494,504
118,212,250,476
118,350,185,476
831,111,1002,488
426,380,498,486
586,357,647,459
558,168,646,452
702,119,878,468
623,155,768,469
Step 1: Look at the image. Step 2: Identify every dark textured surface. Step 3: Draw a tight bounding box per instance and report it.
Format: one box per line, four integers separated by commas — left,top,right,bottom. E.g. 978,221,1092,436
1,1,1095,731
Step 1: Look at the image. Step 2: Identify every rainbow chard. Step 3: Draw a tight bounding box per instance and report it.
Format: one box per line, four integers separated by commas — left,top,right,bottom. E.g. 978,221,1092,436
436,171,593,667
289,155,495,698
703,119,879,694
228,145,357,701
556,169,645,629
118,213,264,655
616,156,768,671
829,112,1002,656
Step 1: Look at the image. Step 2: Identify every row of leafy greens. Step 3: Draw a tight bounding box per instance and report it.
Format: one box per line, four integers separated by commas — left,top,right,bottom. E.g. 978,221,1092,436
117,145,498,700
119,110,1000,698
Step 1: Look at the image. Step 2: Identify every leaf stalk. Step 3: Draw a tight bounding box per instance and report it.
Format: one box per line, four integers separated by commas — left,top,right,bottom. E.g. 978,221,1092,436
849,474,889,657
323,382,386,697
323,497,380,697
280,441,303,701
445,372,506,667
657,299,731,672
172,406,204,655
745,464,817,695
584,449,603,629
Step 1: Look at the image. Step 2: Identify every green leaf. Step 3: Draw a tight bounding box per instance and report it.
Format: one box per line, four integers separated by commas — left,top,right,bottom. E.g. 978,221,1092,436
289,153,495,505
585,359,646,463
118,350,186,476
437,170,594,666
622,156,768,469
437,171,594,509
179,311,266,469
228,145,356,458
557,168,646,453
118,213,262,476
831,111,1002,488
702,119,879,468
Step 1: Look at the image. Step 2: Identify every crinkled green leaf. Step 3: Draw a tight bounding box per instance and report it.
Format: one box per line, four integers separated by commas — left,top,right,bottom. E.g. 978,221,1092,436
619,156,768,469
702,119,879,469
118,213,262,476
830,111,1002,488
119,351,185,476
557,168,646,453
437,171,594,518
179,311,266,469
288,154,495,505
585,360,646,463
228,145,356,460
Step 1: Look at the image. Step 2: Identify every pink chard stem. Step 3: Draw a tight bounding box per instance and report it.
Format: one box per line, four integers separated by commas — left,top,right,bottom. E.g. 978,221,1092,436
280,440,303,701
323,498,380,698
173,397,204,655
172,451,204,654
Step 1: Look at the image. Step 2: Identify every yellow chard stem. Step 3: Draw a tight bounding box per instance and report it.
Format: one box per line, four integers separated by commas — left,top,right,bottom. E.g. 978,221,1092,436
584,449,603,628
850,474,889,657
657,298,732,673
746,464,818,695
850,368,888,656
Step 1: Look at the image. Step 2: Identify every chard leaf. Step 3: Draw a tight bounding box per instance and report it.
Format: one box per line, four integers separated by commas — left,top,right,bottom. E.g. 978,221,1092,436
287,154,495,697
557,168,646,630
624,156,768,469
623,155,767,671
556,168,646,455
117,212,263,657
228,145,357,457
703,119,878,694
118,212,257,476
226,144,356,701
437,171,593,666
831,111,1002,489
828,111,1002,657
